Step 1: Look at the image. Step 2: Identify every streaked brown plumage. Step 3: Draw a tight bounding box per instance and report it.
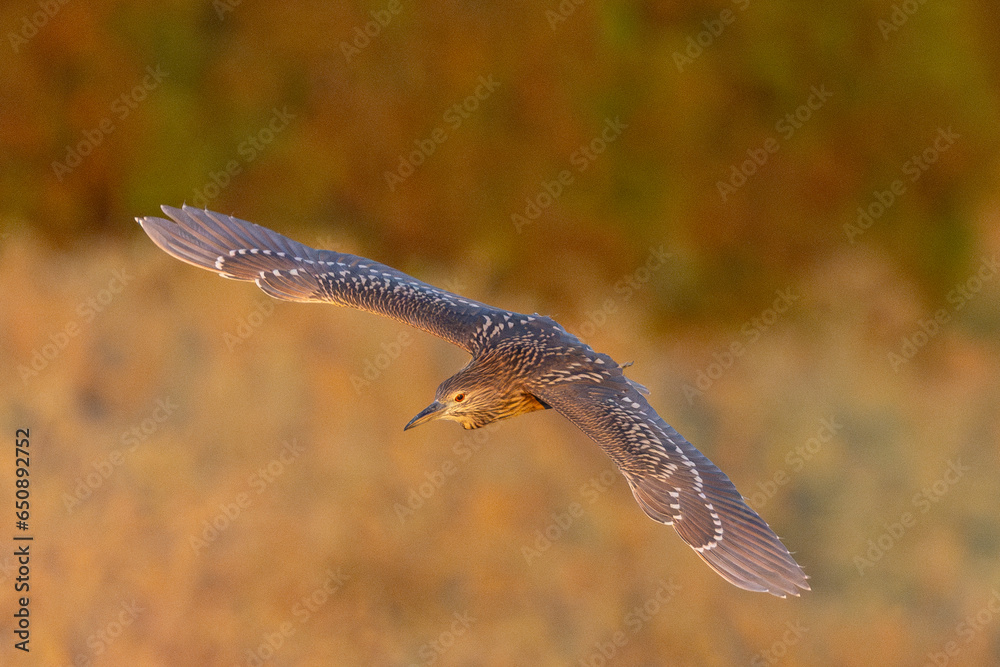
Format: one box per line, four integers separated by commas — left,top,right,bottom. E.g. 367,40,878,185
139,205,809,597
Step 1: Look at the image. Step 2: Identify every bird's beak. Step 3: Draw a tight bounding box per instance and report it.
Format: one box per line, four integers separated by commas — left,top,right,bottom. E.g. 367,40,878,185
404,400,446,431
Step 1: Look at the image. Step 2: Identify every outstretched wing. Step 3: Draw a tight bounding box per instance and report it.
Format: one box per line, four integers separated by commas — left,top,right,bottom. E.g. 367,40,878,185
138,205,504,353
533,380,809,597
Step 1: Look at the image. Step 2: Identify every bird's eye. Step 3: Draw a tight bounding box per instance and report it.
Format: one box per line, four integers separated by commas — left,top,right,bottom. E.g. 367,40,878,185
454,393,466,403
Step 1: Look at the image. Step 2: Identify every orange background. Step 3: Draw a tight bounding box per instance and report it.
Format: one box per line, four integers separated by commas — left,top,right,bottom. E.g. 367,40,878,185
1,0,999,664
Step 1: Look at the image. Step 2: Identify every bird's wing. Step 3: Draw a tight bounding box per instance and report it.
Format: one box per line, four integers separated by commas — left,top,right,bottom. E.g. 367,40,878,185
532,380,809,597
138,205,505,353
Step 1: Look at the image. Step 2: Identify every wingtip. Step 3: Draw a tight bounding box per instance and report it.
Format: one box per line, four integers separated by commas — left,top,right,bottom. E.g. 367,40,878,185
160,204,184,220
770,580,810,598
769,571,810,598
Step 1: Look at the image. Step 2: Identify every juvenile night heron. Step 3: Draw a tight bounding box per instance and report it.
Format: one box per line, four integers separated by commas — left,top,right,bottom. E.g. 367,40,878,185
139,205,809,597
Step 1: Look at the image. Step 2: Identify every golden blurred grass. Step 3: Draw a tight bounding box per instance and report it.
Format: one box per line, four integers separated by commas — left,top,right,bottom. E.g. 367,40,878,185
1,225,998,666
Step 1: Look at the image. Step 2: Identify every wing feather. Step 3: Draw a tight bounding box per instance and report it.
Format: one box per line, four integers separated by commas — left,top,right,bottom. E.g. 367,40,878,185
533,380,809,597
138,205,503,352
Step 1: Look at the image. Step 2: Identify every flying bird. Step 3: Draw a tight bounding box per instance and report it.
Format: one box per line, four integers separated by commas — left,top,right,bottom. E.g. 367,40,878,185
138,205,809,597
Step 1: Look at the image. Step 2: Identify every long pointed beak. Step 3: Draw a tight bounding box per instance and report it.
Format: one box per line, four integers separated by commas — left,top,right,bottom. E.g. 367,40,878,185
404,400,446,431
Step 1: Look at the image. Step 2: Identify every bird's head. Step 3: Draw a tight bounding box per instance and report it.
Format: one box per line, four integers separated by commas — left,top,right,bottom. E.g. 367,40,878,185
404,372,497,431
404,365,548,431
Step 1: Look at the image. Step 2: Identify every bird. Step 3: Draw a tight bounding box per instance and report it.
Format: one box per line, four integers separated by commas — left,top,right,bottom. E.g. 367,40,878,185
138,204,809,597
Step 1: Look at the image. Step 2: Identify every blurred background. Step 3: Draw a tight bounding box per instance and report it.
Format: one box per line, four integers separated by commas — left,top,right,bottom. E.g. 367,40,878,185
2,0,999,664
